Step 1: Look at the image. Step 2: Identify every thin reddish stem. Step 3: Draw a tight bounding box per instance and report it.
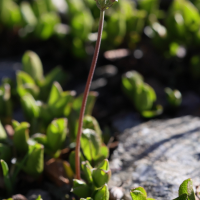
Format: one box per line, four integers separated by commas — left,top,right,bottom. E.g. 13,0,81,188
75,10,105,180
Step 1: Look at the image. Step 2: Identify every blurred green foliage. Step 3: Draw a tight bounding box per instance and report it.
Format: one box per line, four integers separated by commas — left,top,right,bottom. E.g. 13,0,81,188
165,87,182,107
1,0,200,58
122,70,163,118
2,0,200,58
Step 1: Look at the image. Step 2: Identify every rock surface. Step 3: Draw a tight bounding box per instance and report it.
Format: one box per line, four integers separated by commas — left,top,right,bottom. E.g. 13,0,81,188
109,116,200,200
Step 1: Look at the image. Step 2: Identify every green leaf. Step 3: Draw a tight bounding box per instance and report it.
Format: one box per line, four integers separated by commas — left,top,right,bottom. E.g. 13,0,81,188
32,0,48,18
133,187,147,198
141,104,163,118
93,184,109,200
122,70,144,100
16,71,35,86
20,1,37,26
83,115,102,143
48,82,75,117
173,193,188,200
0,0,22,27
31,133,47,146
106,11,126,47
0,159,12,195
0,120,7,142
46,118,67,152
47,81,62,106
69,151,85,173
17,84,40,99
39,66,67,101
92,168,111,188
24,143,44,176
135,83,156,112
97,159,109,171
179,179,195,200
12,120,20,130
81,129,100,163
54,91,75,117
81,161,93,184
13,122,30,153
20,94,40,120
72,179,91,198
63,161,74,181
35,195,43,200
93,145,109,165
130,190,147,200
22,51,44,82
34,12,60,40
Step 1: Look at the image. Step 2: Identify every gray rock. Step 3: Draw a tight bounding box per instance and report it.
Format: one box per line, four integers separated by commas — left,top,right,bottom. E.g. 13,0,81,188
109,116,200,200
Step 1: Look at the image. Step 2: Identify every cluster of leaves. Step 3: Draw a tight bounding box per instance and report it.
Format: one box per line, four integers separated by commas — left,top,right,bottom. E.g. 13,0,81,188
144,0,200,55
14,51,98,139
122,70,182,118
0,117,68,195
0,51,109,199
122,70,163,118
72,159,111,200
2,0,200,59
0,0,61,39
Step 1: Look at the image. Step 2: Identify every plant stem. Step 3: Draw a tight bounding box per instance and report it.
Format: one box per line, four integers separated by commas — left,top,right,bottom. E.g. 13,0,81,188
75,10,105,180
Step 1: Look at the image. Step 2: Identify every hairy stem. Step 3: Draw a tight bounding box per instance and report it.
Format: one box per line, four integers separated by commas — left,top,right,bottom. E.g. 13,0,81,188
75,10,105,180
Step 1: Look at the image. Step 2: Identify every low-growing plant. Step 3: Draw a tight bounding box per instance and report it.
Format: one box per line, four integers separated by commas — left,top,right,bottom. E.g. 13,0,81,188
12,117,69,159
165,87,182,107
122,70,163,118
74,0,118,181
72,159,110,199
17,51,103,140
18,50,67,101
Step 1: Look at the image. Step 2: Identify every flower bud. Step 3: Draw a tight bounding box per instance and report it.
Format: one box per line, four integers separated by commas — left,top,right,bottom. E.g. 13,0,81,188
95,0,118,11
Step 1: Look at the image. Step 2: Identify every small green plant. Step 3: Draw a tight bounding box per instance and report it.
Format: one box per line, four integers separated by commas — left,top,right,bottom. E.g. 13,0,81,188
165,87,182,107
122,70,163,118
13,117,68,158
72,159,110,200
18,50,67,101
129,178,195,200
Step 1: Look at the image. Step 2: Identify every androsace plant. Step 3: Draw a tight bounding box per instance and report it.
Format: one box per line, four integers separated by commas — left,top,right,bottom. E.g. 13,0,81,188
74,0,118,181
